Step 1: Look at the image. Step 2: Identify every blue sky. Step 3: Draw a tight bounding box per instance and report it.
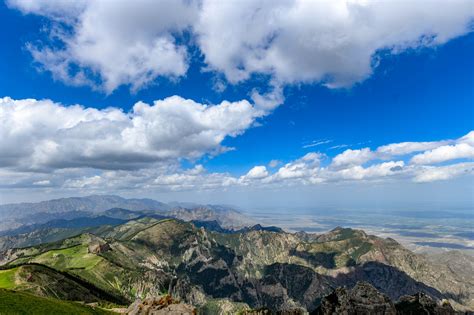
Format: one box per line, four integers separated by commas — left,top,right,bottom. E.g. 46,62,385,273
0,1,473,207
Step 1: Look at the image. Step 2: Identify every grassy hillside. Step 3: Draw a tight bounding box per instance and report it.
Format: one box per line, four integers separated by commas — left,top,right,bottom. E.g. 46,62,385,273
0,289,111,315
0,264,124,305
0,268,17,289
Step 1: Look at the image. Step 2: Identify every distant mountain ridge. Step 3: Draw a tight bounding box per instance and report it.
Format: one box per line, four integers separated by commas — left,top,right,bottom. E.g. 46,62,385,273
0,195,255,232
0,195,170,217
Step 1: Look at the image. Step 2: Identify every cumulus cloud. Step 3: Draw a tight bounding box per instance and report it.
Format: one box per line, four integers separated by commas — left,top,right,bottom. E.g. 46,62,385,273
411,143,474,165
244,166,269,180
0,96,263,171
413,162,474,183
7,0,474,92
0,126,473,193
8,0,198,93
332,148,374,167
331,131,474,168
271,153,322,181
331,161,405,181
196,0,474,87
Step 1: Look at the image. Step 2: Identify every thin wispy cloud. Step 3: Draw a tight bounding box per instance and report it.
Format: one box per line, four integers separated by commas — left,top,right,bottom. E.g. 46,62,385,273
329,144,350,150
302,140,333,149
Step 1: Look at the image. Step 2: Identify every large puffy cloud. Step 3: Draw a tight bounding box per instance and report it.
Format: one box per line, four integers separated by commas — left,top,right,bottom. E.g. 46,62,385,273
0,96,262,171
8,0,197,93
8,0,474,92
196,0,474,87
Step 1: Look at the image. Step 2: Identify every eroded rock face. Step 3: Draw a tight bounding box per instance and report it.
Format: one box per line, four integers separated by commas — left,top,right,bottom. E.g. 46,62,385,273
313,282,397,315
395,293,458,315
126,295,196,315
313,283,462,315
87,242,110,254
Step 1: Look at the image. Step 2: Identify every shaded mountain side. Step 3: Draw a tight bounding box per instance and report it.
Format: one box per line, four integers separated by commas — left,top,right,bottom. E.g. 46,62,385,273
0,218,472,312
192,220,284,234
331,261,445,301
0,216,127,237
0,227,89,252
358,235,474,310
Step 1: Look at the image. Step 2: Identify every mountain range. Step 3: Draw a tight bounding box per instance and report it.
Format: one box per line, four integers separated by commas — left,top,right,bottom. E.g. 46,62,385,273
0,196,472,314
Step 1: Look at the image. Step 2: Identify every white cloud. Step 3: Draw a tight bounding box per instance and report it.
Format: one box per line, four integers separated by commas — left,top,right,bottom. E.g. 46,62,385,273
0,129,473,193
250,86,285,111
272,153,322,181
32,180,51,186
7,0,474,92
458,130,474,145
332,161,405,181
196,0,474,87
411,143,474,165
0,96,263,171
376,140,450,156
413,162,474,183
268,160,281,168
331,131,474,168
332,148,374,167
302,139,332,149
244,166,269,179
9,0,198,93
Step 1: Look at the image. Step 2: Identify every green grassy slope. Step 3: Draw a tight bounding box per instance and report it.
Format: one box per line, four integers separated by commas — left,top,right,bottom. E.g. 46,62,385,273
0,264,125,305
0,268,17,289
0,289,112,315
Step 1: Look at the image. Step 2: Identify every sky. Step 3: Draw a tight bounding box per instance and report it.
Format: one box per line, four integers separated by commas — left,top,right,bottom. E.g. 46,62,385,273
0,0,473,209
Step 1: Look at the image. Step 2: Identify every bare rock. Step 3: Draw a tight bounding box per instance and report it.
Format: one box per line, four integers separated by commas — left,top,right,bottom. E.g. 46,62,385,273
313,282,397,315
126,295,196,315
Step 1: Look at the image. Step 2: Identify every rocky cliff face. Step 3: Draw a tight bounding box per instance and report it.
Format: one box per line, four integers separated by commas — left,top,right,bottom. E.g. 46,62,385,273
313,282,396,315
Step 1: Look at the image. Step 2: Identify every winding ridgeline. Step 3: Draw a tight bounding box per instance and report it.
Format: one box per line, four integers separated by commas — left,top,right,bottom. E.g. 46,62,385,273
0,196,472,314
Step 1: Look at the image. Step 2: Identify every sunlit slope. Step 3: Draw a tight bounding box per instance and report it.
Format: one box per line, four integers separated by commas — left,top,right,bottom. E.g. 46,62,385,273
0,289,112,315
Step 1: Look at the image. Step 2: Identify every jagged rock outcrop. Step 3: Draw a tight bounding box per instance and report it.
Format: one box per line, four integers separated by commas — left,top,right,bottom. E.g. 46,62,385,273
313,282,396,315
126,295,196,315
395,293,459,315
313,282,462,315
